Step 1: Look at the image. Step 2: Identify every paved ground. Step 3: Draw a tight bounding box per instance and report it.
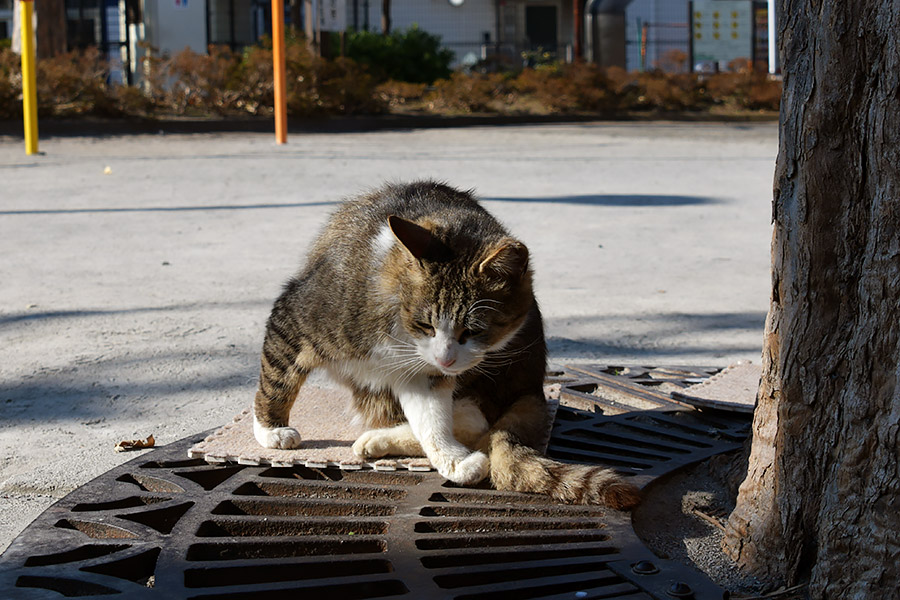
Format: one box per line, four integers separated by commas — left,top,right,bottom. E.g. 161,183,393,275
0,121,777,553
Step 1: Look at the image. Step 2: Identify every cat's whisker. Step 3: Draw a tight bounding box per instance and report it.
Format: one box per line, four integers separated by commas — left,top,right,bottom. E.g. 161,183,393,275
467,306,502,319
469,363,498,383
396,359,427,387
484,336,542,360
383,356,425,377
383,332,415,346
378,356,420,372
383,349,421,358
479,356,517,367
469,298,502,308
466,299,503,318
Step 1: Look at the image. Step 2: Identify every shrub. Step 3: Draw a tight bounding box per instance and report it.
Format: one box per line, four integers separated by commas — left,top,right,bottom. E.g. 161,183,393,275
283,38,383,116
233,43,276,114
425,72,511,113
512,63,617,113
374,80,427,110
513,63,618,113
111,82,156,116
345,26,453,84
0,46,20,119
604,66,644,108
658,49,689,73
2,46,133,118
0,40,778,121
310,56,384,115
140,37,382,118
635,70,709,111
744,74,781,110
35,47,126,117
705,71,781,111
163,45,245,115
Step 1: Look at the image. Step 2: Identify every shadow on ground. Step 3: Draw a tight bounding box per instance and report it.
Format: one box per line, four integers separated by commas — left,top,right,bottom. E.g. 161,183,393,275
0,201,338,216
0,309,766,424
545,311,766,359
484,194,721,207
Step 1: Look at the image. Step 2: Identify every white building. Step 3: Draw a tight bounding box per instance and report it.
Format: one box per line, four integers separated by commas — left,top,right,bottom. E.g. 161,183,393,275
624,0,772,72
4,0,775,84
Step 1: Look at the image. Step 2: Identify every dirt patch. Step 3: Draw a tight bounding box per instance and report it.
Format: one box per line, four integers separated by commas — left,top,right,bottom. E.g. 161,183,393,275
632,451,769,596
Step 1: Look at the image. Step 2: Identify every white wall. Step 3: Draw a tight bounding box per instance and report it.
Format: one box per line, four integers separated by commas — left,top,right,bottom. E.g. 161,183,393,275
144,0,208,55
351,0,496,65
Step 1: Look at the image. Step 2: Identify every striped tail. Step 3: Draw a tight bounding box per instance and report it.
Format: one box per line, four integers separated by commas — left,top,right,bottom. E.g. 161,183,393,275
486,430,642,510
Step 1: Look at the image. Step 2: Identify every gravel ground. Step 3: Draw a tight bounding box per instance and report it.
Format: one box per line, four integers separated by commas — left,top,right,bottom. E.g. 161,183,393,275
0,121,777,556
633,452,764,596
634,451,812,599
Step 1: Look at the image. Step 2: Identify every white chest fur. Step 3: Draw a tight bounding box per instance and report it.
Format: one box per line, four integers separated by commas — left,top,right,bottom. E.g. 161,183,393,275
325,341,435,394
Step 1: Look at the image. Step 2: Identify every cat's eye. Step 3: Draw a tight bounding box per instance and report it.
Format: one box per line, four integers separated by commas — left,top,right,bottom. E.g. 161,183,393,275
415,321,435,336
459,328,482,343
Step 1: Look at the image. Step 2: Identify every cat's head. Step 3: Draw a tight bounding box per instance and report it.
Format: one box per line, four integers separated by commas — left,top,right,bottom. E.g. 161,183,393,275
384,215,535,376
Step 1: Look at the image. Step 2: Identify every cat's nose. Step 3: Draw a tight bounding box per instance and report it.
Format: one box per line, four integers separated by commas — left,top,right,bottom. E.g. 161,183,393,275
438,357,456,368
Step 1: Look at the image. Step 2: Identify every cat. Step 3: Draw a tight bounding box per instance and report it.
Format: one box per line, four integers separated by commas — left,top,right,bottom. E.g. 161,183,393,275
252,181,640,509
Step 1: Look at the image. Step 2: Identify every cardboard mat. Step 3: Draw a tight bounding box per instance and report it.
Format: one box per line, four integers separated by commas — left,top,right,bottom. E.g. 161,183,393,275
189,383,560,471
671,361,761,413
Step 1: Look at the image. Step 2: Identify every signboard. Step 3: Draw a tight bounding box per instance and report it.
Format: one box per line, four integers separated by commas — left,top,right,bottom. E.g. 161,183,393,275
318,0,346,31
691,0,753,66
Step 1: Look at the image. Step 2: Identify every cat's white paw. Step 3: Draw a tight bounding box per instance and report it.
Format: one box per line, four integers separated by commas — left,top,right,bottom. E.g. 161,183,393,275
254,418,302,449
440,451,490,486
352,430,392,459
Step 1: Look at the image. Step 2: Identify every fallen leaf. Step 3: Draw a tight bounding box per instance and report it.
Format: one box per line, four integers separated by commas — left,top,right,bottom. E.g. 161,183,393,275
115,434,155,452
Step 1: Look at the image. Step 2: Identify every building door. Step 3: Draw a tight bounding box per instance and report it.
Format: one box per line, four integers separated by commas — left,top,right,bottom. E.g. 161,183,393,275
525,5,557,51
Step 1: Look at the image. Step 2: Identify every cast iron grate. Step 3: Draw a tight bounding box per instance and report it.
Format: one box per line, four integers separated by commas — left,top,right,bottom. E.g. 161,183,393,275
0,365,751,599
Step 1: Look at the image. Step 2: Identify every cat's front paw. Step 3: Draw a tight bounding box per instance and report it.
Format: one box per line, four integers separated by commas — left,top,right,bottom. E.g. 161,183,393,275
254,418,302,449
352,430,392,459
440,451,490,486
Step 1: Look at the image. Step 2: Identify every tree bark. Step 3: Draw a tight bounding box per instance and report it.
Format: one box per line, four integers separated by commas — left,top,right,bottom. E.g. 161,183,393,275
723,1,900,598
381,0,390,35
36,0,67,58
289,0,302,36
573,0,584,61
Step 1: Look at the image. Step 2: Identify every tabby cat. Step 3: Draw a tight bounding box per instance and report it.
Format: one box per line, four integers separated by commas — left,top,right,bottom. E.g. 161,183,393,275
253,181,640,508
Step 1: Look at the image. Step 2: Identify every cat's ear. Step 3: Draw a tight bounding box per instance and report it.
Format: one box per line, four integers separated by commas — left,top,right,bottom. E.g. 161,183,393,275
388,216,453,262
479,240,529,281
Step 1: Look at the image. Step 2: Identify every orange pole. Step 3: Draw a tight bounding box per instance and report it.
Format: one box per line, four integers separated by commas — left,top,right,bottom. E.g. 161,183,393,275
271,0,287,144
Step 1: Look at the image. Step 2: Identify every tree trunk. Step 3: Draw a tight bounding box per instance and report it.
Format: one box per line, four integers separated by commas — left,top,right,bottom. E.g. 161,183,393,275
303,0,316,52
35,0,67,58
723,1,900,598
289,0,302,36
381,0,390,35
573,0,584,61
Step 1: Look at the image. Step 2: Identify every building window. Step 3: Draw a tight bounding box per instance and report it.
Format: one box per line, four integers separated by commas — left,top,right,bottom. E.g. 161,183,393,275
0,0,13,40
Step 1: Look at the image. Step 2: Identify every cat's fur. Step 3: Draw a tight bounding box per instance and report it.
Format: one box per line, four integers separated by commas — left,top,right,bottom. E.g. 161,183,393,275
253,181,640,508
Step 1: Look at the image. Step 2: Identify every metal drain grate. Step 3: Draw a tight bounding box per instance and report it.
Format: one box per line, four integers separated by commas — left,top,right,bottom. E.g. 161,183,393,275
0,365,750,599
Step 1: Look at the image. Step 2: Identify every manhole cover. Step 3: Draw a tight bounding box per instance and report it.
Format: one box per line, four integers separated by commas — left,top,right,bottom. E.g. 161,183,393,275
0,366,750,599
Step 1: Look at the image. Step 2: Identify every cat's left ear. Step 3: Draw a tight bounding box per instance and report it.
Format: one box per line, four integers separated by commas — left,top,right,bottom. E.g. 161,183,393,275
388,216,453,262
479,240,529,281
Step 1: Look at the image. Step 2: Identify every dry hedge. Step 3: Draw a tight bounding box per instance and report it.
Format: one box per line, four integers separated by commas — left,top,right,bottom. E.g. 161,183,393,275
0,41,780,120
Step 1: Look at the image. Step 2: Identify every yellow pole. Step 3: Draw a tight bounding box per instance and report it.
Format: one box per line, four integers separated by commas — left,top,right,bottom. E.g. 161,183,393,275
271,0,287,144
20,0,39,155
